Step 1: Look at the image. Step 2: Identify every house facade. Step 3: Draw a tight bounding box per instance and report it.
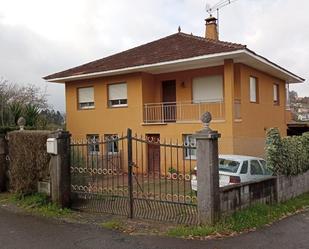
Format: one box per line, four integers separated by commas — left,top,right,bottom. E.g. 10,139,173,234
44,17,304,169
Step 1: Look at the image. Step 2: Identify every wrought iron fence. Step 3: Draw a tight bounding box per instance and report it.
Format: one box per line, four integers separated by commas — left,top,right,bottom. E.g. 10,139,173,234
70,129,198,224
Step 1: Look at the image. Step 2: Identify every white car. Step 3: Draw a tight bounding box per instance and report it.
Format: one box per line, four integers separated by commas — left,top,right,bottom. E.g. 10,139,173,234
191,155,273,191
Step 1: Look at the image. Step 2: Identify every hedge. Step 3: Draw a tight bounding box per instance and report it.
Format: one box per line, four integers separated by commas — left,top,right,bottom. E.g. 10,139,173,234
7,130,52,194
0,126,37,135
265,128,309,176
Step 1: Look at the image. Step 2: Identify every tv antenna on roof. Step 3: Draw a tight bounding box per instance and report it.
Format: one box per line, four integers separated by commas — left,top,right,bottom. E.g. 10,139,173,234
206,0,239,34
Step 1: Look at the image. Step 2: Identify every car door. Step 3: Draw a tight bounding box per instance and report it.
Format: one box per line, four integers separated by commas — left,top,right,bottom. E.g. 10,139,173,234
249,160,265,181
239,160,249,183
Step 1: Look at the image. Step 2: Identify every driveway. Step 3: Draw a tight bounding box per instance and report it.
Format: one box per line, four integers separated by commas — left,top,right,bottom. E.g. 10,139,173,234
0,207,308,249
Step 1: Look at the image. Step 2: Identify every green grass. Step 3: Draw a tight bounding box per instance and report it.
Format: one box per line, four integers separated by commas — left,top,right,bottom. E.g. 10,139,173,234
167,193,309,238
9,193,71,218
101,219,124,230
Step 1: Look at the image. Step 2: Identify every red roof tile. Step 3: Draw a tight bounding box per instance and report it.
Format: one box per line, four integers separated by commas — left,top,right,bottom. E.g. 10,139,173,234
44,32,246,80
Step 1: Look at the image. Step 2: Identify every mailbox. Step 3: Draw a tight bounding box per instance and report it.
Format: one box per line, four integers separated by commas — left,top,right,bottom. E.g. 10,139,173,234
47,138,58,155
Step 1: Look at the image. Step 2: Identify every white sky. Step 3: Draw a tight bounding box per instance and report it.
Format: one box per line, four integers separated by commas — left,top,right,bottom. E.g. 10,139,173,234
0,0,308,111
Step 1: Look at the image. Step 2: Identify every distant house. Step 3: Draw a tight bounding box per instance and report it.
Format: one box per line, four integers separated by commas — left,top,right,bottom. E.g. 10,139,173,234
44,16,304,160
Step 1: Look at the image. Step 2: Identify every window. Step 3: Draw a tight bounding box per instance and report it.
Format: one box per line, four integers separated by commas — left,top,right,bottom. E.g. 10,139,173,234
108,83,128,107
192,75,223,103
249,77,258,103
78,87,94,109
104,134,119,154
219,159,240,173
183,135,196,159
240,161,248,174
250,160,263,175
86,134,99,154
260,160,273,175
273,84,279,105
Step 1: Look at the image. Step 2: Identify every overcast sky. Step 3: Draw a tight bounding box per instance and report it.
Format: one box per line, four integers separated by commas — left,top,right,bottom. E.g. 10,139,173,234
0,0,308,112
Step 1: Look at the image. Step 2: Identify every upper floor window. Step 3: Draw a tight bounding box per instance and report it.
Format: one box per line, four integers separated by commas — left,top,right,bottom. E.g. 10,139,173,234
249,77,258,103
192,75,223,103
108,83,128,107
273,84,279,105
78,87,94,109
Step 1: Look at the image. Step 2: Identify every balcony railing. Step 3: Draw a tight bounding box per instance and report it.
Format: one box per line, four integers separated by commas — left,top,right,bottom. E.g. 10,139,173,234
143,100,225,124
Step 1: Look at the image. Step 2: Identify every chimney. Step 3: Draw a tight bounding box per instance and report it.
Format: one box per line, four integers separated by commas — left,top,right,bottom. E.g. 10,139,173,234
205,16,218,40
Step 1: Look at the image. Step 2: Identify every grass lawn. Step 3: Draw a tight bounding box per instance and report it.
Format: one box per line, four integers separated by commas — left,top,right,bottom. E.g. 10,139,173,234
0,192,71,218
167,192,309,239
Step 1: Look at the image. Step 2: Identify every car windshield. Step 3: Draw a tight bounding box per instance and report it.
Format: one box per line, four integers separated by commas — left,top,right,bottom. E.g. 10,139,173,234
219,159,241,173
260,160,273,175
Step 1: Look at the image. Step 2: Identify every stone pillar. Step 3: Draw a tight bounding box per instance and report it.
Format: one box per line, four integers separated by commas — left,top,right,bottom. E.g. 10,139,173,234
48,131,71,208
0,134,8,192
194,112,221,225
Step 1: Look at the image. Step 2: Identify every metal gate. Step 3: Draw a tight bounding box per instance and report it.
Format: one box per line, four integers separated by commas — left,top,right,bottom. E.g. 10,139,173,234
70,129,198,224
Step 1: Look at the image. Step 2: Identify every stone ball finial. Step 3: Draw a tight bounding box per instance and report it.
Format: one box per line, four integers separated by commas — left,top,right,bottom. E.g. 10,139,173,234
201,112,212,131
201,112,212,124
17,116,26,130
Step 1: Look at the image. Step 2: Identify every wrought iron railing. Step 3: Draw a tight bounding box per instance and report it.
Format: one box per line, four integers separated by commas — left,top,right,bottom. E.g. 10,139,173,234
143,100,225,123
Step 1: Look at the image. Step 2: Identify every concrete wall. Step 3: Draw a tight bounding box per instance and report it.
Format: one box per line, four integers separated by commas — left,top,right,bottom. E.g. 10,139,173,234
220,177,277,214
277,171,309,202
219,172,309,215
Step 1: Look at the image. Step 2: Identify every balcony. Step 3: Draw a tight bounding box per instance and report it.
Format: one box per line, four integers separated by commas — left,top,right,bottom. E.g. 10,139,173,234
143,100,225,124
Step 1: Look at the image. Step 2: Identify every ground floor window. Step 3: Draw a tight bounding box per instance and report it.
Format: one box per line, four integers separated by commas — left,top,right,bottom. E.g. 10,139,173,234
86,134,100,154
104,134,119,154
183,134,196,159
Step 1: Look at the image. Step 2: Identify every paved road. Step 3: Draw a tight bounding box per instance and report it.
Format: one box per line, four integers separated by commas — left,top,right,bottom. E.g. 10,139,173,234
0,208,308,249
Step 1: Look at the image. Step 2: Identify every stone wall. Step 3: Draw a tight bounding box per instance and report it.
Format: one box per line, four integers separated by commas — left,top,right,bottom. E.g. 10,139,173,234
277,171,309,202
219,177,277,214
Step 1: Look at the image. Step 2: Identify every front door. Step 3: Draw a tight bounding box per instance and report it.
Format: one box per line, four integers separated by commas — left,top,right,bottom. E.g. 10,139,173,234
147,134,160,173
162,80,176,122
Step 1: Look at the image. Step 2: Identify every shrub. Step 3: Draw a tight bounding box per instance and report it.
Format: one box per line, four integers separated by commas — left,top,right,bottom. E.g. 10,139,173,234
265,128,309,176
8,130,52,194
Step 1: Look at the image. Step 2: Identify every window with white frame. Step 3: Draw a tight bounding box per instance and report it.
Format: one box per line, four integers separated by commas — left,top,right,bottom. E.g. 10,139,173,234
183,135,196,159
78,87,95,109
86,134,99,154
104,134,119,154
192,75,223,103
249,77,258,103
273,84,279,105
108,83,128,107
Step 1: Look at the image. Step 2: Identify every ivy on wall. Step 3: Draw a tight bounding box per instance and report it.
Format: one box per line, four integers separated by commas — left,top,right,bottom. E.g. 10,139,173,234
265,128,309,176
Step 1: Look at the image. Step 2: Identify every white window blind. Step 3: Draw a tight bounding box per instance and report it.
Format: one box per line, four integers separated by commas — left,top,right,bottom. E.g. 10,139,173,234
78,87,94,103
250,77,257,102
192,75,223,103
109,83,127,100
273,84,279,102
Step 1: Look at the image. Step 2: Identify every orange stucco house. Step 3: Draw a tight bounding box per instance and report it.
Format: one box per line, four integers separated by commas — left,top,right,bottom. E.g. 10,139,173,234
44,17,304,159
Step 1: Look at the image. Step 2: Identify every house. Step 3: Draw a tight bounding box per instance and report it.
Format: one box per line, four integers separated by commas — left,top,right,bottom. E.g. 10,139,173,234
44,16,304,166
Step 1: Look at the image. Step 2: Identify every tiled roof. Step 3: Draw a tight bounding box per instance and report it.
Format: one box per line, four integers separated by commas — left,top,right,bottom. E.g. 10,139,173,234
44,32,246,80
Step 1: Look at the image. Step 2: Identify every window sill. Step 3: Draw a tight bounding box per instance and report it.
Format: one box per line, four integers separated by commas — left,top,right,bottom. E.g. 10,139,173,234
108,105,128,109
78,107,95,111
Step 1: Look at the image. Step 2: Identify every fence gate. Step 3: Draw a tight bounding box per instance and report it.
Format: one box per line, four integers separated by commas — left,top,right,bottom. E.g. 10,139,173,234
70,129,198,224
